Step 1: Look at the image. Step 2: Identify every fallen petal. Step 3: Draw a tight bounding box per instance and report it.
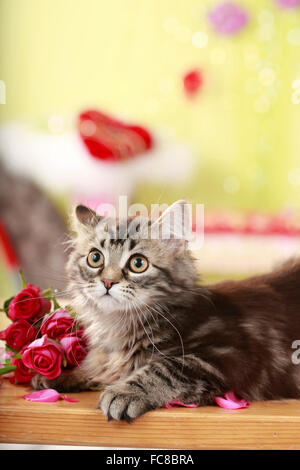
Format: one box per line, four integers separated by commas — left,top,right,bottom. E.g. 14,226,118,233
23,389,61,402
165,400,197,409
61,395,78,403
215,391,251,409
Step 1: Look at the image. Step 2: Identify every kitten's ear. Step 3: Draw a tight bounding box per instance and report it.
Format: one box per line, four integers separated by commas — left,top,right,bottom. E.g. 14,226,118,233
151,199,192,250
74,205,100,228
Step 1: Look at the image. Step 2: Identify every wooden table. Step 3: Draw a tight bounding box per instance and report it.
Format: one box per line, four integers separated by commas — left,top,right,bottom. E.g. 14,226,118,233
1,380,300,449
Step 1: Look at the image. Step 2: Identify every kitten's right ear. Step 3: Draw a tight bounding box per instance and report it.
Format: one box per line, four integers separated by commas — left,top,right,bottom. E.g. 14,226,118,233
74,205,100,227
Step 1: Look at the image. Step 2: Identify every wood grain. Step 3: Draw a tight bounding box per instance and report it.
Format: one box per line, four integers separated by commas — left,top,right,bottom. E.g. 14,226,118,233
1,380,300,449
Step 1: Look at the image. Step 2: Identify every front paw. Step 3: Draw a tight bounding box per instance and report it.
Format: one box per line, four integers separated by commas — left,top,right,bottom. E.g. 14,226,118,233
99,384,154,422
31,374,53,391
31,373,80,393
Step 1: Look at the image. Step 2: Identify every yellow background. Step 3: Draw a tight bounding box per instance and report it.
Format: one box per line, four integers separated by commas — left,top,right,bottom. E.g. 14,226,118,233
1,0,300,211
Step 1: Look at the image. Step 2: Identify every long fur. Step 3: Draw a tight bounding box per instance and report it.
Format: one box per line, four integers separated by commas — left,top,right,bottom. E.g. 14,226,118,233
32,202,300,421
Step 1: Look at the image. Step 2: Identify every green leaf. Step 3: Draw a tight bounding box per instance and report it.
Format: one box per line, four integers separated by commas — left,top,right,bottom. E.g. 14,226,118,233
42,286,61,310
0,365,16,375
3,296,14,317
5,345,18,354
42,287,53,300
18,270,27,289
65,305,78,318
52,292,61,311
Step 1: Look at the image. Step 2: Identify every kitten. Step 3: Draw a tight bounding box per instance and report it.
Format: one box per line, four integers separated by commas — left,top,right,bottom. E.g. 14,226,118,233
33,200,300,421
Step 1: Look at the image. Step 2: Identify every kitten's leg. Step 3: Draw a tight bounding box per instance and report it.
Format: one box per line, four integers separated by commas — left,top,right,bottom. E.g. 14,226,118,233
31,369,91,393
99,356,226,421
31,349,101,392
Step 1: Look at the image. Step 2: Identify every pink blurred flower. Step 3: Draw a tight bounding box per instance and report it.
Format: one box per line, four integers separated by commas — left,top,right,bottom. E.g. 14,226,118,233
276,0,300,8
0,347,14,362
208,2,248,35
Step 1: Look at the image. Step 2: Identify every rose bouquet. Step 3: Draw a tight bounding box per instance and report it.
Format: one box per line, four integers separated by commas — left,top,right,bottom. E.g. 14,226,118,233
0,272,87,386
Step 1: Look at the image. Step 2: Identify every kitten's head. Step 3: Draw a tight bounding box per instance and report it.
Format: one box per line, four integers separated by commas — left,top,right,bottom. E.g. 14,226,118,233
67,200,197,320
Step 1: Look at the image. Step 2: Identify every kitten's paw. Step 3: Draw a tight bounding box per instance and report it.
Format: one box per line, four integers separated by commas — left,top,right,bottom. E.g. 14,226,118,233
31,374,53,391
99,384,154,422
31,373,82,393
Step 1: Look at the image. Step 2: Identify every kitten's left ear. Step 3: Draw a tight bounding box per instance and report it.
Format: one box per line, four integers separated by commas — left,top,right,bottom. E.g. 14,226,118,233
73,205,101,228
151,199,192,251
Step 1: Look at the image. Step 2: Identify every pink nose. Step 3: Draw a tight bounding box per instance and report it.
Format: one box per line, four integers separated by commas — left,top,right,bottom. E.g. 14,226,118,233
103,279,117,290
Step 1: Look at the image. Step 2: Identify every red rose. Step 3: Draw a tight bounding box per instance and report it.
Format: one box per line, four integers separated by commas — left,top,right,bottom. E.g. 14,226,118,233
9,357,36,384
0,320,36,351
22,335,63,379
60,334,87,367
8,284,51,322
41,310,77,340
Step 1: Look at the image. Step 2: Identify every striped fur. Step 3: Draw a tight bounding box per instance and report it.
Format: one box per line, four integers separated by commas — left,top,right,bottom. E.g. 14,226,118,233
32,203,300,421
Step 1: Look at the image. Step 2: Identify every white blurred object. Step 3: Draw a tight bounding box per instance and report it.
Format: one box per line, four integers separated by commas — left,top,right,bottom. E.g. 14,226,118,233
0,122,194,204
192,234,300,275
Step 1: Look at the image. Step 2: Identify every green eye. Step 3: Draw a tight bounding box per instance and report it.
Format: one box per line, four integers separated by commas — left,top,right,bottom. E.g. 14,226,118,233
87,250,104,268
128,255,149,273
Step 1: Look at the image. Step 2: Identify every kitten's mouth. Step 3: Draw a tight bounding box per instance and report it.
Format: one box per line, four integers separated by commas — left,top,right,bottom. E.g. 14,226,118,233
100,291,119,304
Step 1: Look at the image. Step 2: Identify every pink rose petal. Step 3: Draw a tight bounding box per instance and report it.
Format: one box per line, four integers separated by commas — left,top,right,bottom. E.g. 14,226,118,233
23,389,61,402
165,400,197,409
215,391,251,409
61,395,78,403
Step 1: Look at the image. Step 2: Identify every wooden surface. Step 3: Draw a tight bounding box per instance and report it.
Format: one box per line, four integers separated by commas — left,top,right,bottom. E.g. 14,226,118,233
1,380,300,449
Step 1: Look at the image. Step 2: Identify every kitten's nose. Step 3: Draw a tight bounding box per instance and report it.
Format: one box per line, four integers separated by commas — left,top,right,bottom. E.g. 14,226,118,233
102,278,118,291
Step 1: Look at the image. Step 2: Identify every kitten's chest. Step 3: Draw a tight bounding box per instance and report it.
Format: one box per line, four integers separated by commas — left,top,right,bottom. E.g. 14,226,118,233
80,314,150,384
84,344,147,384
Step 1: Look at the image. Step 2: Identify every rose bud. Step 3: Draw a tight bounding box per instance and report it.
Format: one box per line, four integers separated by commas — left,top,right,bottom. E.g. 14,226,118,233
41,310,77,340
8,284,51,322
22,335,63,380
0,320,36,351
60,334,87,367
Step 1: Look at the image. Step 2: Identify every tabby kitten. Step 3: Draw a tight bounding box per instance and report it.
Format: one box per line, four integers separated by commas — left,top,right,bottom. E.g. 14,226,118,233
33,201,300,421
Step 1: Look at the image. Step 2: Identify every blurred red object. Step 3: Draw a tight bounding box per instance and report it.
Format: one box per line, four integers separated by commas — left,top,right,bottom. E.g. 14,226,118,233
183,69,203,97
78,110,153,162
0,219,19,269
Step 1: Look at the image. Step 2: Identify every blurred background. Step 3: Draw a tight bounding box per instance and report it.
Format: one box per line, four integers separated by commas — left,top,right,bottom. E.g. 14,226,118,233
1,0,300,300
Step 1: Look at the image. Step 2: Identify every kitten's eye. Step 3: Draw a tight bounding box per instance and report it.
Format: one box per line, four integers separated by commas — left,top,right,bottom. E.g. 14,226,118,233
128,255,149,274
87,250,104,268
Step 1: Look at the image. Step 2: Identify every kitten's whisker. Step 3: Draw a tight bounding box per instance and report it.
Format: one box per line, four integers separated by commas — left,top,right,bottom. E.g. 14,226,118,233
134,298,159,328
131,301,155,361
131,299,170,361
136,297,185,371
150,304,185,372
